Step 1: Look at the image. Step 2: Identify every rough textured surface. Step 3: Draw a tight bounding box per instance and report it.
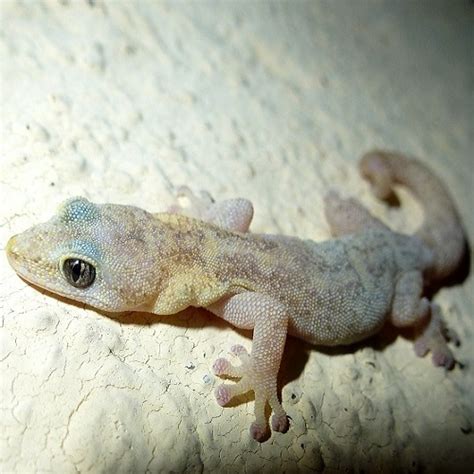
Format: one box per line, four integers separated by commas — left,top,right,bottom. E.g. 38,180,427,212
0,1,473,472
4,152,466,442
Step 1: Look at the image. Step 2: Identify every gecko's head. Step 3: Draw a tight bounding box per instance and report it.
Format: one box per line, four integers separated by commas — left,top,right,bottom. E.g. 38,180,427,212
6,197,161,312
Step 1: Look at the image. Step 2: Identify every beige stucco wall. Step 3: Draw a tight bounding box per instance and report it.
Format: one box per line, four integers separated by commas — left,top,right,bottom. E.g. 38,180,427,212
1,1,472,472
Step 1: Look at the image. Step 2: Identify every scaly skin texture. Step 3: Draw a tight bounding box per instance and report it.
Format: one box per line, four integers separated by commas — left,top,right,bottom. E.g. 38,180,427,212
6,151,466,442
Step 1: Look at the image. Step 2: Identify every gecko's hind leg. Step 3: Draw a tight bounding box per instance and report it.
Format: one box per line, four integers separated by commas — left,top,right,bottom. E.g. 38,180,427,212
391,271,458,369
323,191,389,237
168,186,254,232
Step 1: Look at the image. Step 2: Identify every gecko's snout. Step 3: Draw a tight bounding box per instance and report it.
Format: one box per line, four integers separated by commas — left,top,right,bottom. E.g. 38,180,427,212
6,234,19,264
6,232,41,271
6,228,64,289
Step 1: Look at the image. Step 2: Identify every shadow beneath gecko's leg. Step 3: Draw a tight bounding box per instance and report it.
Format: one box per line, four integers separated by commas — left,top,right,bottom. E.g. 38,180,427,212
309,323,400,360
279,336,311,387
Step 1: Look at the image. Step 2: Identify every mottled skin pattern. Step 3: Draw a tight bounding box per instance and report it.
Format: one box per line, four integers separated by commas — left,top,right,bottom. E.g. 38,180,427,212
6,151,466,442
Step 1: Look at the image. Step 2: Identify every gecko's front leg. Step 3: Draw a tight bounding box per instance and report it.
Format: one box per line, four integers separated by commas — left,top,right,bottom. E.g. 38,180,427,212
207,293,289,442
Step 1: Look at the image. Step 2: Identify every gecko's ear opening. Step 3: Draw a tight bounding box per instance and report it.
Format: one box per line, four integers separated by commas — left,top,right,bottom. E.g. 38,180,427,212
58,197,99,224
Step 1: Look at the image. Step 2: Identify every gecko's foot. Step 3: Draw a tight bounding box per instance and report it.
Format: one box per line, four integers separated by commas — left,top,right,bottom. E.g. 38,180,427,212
414,303,458,370
167,185,215,217
213,344,289,442
168,187,253,232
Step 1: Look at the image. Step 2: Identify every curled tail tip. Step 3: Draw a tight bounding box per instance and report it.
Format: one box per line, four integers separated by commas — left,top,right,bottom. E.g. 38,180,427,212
359,149,467,282
359,150,396,201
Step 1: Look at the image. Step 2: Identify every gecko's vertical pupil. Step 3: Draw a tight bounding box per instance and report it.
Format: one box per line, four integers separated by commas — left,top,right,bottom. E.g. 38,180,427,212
63,258,96,288
71,260,81,281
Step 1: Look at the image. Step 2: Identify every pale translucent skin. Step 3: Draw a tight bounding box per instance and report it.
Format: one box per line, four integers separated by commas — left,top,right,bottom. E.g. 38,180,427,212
6,151,466,442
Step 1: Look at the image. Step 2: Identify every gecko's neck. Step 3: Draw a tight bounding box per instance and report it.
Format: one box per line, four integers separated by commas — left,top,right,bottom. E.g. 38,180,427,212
147,213,272,314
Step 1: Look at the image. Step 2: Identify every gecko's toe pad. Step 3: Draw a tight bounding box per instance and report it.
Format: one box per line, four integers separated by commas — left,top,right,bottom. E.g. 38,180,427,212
250,422,269,443
230,344,247,356
271,413,289,433
414,339,429,357
414,335,455,369
215,385,232,406
431,348,455,370
213,357,230,376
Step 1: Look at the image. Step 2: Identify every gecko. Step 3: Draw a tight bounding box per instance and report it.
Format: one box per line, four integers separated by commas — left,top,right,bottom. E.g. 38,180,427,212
6,150,467,442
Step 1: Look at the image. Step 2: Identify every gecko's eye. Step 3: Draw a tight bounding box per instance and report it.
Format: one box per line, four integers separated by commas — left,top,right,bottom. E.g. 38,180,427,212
63,259,96,288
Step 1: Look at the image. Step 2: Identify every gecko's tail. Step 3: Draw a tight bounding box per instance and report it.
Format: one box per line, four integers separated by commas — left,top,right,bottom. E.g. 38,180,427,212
359,150,466,282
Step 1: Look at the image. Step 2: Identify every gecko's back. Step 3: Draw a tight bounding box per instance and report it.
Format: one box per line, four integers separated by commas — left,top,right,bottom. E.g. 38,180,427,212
249,229,430,345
